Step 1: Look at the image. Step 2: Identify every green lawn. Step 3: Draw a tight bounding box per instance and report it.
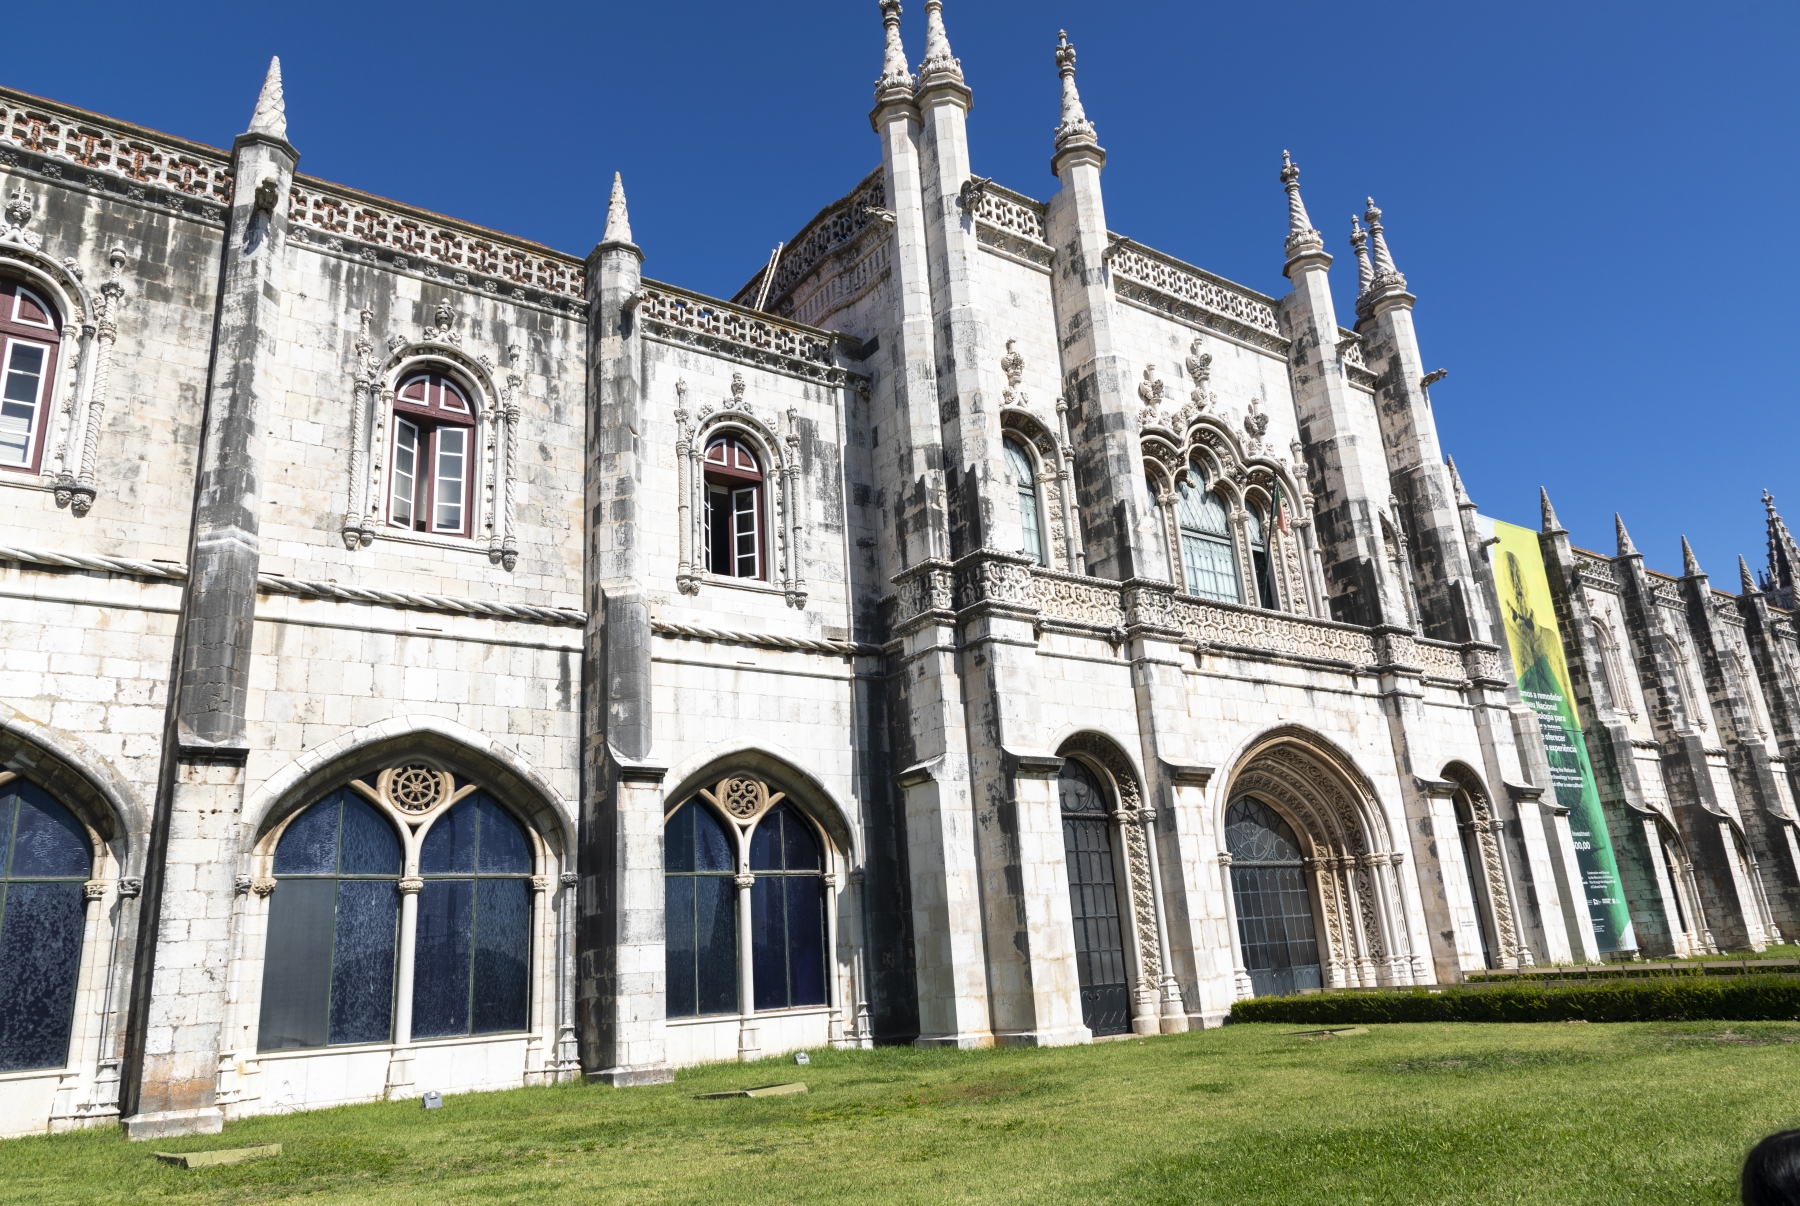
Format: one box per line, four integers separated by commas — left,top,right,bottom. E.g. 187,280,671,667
9,1021,1800,1205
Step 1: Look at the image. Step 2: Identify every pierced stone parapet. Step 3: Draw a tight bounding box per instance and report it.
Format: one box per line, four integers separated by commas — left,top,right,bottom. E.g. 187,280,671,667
639,281,857,387
1108,241,1288,352
1,89,231,203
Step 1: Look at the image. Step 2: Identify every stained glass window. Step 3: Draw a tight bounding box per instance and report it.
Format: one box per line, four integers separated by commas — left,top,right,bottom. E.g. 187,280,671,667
0,780,90,1072
665,802,739,1018
414,794,533,1038
749,804,826,1011
1224,798,1322,998
258,790,401,1050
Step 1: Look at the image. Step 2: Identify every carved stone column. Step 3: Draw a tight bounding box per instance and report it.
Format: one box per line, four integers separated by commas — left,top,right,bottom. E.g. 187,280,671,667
1137,807,1186,1032
734,872,760,1062
386,876,423,1098
1217,852,1252,999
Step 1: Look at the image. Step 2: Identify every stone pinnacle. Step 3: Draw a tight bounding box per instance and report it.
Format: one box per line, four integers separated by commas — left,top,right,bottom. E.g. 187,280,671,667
1615,513,1638,557
1681,535,1703,578
249,56,287,140
1539,487,1563,534
602,172,633,246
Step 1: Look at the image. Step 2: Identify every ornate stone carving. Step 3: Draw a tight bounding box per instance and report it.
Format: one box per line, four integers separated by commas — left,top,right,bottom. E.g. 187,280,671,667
730,171,887,316
640,283,853,388
1108,241,1287,352
1185,340,1213,410
700,776,787,824
0,183,40,249
1029,570,1125,628
1163,594,1378,664
1060,734,1157,982
1242,396,1270,455
352,764,471,822
1000,339,1026,405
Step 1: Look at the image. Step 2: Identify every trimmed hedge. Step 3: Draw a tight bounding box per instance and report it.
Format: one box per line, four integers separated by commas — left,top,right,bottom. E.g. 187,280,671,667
1229,975,1800,1025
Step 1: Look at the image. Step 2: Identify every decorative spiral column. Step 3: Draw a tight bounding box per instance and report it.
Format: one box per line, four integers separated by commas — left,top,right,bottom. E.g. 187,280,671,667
1138,806,1186,1032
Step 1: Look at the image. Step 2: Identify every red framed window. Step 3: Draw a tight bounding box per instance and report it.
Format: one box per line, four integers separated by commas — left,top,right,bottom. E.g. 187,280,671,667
389,371,475,536
0,278,60,474
704,436,763,579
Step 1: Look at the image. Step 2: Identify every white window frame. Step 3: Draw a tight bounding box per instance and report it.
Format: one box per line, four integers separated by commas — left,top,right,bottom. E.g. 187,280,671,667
0,335,53,470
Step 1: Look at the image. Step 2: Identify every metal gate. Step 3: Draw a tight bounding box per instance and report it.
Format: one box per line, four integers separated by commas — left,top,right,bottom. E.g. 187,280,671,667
1060,759,1130,1036
1224,797,1323,997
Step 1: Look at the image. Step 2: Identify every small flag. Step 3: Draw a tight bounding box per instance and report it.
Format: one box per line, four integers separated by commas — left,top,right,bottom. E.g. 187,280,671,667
1272,484,1291,535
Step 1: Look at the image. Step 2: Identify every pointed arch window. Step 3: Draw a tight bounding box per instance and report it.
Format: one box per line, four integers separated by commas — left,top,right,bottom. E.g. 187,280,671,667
704,436,764,579
748,804,826,1011
1176,470,1239,603
1003,436,1046,566
259,789,402,1050
1059,758,1130,1037
390,371,475,536
664,801,739,1019
1247,503,1278,610
1594,614,1636,719
413,795,534,1039
0,779,91,1072
0,278,61,474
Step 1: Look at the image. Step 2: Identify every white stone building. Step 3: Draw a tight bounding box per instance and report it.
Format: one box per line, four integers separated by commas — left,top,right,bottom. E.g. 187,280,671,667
1,0,1797,1142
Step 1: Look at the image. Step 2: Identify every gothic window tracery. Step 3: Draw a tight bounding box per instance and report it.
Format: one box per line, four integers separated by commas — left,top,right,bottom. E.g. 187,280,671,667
663,777,836,1024
1176,467,1239,603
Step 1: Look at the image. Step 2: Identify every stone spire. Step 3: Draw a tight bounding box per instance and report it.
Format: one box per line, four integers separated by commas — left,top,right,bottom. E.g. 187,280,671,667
1280,151,1322,259
602,172,634,247
1540,487,1564,534
916,0,964,94
1616,513,1638,558
248,56,287,140
1364,197,1406,293
1052,30,1100,163
1741,554,1760,595
1681,535,1703,578
1350,214,1374,298
874,0,915,104
1761,489,1800,606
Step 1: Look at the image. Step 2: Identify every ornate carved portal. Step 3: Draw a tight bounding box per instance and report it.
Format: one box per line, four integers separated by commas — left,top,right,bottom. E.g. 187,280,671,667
1446,769,1525,970
1224,739,1420,993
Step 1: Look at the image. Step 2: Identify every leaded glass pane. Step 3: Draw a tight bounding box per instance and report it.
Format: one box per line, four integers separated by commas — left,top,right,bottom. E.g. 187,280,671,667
785,876,826,1007
478,799,532,874
472,878,530,1033
665,876,698,1018
1061,807,1129,1037
750,874,785,1011
7,786,88,878
338,794,401,876
272,797,338,876
256,878,334,1051
1058,759,1107,815
421,799,479,875
328,878,398,1045
0,881,84,1071
694,875,738,1016
412,879,474,1039
781,808,821,872
693,805,734,873
665,800,739,1019
1224,797,1322,998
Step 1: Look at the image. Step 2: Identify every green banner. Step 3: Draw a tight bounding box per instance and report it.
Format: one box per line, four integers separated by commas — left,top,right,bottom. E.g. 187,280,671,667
1493,521,1635,954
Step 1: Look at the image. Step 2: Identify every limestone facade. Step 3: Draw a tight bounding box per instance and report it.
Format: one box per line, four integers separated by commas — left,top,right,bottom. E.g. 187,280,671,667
0,4,1794,1141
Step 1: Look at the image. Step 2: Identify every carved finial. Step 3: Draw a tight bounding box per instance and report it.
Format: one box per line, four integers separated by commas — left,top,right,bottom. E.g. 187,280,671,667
917,0,965,93
248,56,287,140
1364,197,1407,293
1741,554,1760,594
1681,535,1703,578
1350,215,1374,297
1615,513,1638,557
1136,364,1163,406
874,0,916,103
1186,339,1212,406
1763,489,1800,605
1280,151,1323,259
1052,30,1101,164
1446,456,1473,507
731,372,747,403
602,172,633,246
1540,487,1563,533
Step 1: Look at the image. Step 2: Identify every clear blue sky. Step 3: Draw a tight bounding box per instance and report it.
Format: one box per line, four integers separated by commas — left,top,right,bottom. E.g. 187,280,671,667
5,1,1794,583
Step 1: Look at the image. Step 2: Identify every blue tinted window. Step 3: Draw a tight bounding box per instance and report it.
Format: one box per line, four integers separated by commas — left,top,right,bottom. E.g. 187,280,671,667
747,804,827,1011
664,801,739,1018
0,782,90,1072
412,793,533,1038
259,789,400,1052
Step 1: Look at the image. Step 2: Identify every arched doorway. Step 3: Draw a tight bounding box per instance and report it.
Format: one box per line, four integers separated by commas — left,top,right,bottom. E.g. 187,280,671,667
1224,797,1322,997
1058,758,1130,1036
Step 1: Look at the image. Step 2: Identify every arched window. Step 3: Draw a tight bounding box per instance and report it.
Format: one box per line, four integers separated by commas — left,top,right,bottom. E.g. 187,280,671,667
0,278,61,473
1003,436,1046,566
1246,503,1278,610
258,790,402,1050
413,794,533,1038
1176,470,1239,602
1451,788,1496,969
1058,758,1129,1037
749,804,826,1010
1224,797,1322,997
389,371,475,536
704,436,763,579
664,801,739,1019
0,779,90,1072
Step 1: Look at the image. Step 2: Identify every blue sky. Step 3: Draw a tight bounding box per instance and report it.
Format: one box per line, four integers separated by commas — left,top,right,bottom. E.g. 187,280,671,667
5,1,1795,582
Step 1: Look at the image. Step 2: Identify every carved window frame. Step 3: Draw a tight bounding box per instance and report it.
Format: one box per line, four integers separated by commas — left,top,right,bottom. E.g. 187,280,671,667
674,375,806,609
344,325,521,569
1000,408,1077,573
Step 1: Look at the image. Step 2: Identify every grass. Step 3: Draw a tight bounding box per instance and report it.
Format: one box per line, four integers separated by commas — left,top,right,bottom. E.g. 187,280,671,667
9,1021,1800,1205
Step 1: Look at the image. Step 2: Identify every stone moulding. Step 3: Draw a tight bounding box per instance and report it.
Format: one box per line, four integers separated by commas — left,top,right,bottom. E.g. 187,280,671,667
0,544,586,626
730,168,887,315
1106,239,1288,354
1,88,231,204
639,281,861,388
